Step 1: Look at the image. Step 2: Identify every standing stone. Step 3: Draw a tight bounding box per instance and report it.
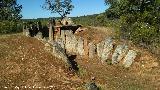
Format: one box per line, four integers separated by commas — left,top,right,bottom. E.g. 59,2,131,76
49,24,53,42
77,37,84,56
35,32,43,40
61,30,66,43
25,28,30,37
65,30,77,53
112,44,128,64
61,17,73,25
96,41,104,58
123,50,137,68
23,25,26,35
84,38,89,58
101,37,113,62
44,43,52,52
88,42,96,58
56,38,65,49
52,42,72,67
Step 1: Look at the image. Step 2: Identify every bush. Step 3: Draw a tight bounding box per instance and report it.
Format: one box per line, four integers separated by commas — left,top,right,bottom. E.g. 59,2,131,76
0,21,23,34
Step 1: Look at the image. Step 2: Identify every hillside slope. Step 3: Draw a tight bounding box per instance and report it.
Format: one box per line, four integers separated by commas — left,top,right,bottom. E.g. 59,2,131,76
0,34,83,90
0,32,160,90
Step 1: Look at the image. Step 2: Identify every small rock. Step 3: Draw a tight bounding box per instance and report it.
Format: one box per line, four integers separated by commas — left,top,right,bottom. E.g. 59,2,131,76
86,82,99,90
152,62,159,67
44,43,51,52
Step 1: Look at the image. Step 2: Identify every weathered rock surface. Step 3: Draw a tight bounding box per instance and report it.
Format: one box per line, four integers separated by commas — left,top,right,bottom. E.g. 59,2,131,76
96,41,104,58
77,37,84,56
65,30,77,53
35,32,43,40
49,24,54,42
86,82,98,90
88,42,96,58
52,42,71,67
60,30,66,44
56,38,65,49
112,44,128,64
24,28,30,37
123,50,137,67
44,43,52,52
101,37,113,62
61,17,73,25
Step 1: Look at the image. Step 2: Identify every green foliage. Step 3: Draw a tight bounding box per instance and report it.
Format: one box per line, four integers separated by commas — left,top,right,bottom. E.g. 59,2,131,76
0,0,22,34
43,0,74,19
104,0,160,56
0,0,22,21
0,21,23,34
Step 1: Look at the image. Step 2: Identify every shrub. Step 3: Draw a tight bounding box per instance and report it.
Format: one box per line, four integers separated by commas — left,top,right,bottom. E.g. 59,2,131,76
0,21,23,34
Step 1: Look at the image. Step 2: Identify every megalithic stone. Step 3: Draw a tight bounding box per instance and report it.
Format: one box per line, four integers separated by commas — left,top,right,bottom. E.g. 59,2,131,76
23,25,25,35
52,42,72,67
88,42,96,59
36,32,43,40
25,28,30,37
49,24,53,42
112,44,128,64
96,41,104,58
77,37,84,56
56,38,65,49
123,50,137,68
65,30,77,53
101,37,113,62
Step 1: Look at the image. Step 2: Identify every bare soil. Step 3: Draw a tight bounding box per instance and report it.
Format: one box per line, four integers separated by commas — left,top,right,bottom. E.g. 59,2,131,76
0,34,84,90
0,27,160,90
75,27,160,90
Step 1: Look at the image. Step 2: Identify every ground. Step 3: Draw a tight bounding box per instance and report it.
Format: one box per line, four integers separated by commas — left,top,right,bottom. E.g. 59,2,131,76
0,34,84,90
0,27,160,90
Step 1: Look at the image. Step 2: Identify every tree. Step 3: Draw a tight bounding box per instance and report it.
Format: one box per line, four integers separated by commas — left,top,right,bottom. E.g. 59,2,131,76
104,0,160,49
0,0,22,21
43,0,74,19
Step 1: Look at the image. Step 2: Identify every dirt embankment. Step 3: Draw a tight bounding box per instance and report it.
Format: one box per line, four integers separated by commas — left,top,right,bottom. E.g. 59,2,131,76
0,27,160,90
0,34,84,90
75,26,160,90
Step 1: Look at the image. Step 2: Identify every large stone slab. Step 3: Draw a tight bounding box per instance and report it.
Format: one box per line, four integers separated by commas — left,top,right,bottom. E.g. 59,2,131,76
123,50,137,67
35,32,43,40
52,42,71,67
65,30,77,53
88,42,96,58
112,44,128,64
101,37,113,62
77,37,84,56
49,24,54,42
61,17,73,25
96,41,104,58
56,38,65,49
24,28,30,37
60,30,66,43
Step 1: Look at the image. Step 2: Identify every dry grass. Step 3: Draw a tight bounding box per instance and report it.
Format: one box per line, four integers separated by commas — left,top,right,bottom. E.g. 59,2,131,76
75,26,160,90
0,34,84,90
0,28,160,90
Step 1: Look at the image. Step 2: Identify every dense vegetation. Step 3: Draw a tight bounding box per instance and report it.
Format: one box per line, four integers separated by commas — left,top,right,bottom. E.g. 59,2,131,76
0,0,23,34
73,0,160,56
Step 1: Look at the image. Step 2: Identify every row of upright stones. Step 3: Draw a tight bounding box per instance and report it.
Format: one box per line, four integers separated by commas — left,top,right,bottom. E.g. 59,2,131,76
55,29,137,68
23,18,137,68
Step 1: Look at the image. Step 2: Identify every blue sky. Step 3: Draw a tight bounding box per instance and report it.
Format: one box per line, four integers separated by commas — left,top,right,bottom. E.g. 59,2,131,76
17,0,108,19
